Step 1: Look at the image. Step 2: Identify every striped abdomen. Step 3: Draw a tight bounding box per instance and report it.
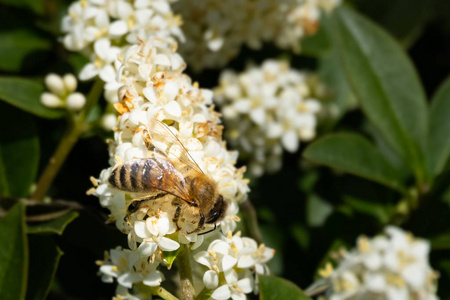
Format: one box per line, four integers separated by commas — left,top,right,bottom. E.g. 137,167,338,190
108,158,184,193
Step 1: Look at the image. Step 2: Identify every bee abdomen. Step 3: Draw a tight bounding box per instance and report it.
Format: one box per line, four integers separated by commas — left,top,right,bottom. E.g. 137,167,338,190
109,159,163,193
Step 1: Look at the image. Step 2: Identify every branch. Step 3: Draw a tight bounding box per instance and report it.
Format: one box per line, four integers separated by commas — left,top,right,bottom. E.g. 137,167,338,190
31,78,104,201
177,244,195,300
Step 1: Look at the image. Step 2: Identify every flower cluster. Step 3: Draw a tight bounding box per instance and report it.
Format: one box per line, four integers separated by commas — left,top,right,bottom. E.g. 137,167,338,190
319,226,439,300
97,247,164,290
41,73,86,111
173,0,341,70
91,32,274,297
60,0,184,103
214,59,322,177
194,232,275,300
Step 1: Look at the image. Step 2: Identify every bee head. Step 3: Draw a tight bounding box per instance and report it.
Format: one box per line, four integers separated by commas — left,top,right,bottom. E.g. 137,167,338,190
205,194,228,224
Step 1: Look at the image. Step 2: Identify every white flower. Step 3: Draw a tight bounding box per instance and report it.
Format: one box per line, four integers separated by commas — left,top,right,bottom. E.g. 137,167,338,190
235,240,274,275
60,0,184,105
211,269,254,300
98,247,164,290
99,247,142,288
61,2,100,51
193,232,274,299
220,201,240,235
79,38,121,81
173,0,341,70
321,226,439,300
134,212,180,255
215,59,322,177
194,240,238,276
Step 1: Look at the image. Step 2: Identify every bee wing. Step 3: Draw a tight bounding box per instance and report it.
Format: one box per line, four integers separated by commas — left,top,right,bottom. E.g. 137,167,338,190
146,119,205,176
114,158,193,204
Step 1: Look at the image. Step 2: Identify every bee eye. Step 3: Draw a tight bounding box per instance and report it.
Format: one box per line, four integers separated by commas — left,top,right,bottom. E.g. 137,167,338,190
205,195,228,224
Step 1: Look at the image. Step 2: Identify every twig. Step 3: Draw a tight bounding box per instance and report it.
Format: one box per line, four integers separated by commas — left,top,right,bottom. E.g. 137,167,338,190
31,78,104,201
177,244,195,300
151,286,179,300
241,199,264,244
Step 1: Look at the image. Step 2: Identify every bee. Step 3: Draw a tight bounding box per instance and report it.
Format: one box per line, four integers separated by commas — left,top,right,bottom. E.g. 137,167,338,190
108,120,228,234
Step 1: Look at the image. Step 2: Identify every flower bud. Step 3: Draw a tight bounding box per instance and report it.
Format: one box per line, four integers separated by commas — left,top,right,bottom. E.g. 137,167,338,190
101,113,117,131
299,126,315,141
41,92,64,108
63,73,78,93
45,73,66,97
66,92,86,111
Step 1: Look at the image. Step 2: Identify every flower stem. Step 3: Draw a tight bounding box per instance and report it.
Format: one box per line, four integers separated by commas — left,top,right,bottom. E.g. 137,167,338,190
150,286,179,300
241,199,264,244
177,244,195,300
195,288,210,300
31,78,104,201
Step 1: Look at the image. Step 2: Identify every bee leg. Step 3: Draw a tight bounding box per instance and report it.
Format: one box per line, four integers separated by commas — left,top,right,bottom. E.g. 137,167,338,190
198,224,217,236
125,193,167,221
171,201,182,231
142,130,155,151
142,129,167,158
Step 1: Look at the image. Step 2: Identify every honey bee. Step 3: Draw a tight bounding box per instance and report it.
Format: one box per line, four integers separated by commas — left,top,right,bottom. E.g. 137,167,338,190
108,120,228,234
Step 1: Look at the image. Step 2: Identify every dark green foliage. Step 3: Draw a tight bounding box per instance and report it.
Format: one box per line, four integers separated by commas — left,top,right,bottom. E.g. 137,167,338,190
1,0,450,299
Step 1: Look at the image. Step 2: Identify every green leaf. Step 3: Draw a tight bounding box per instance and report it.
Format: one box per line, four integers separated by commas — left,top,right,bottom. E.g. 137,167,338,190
299,16,331,57
430,234,450,250
330,7,428,184
362,121,409,178
162,248,180,270
351,0,432,48
342,195,393,224
0,77,64,119
306,194,333,227
259,275,312,300
378,0,432,48
0,202,28,300
260,225,284,276
427,76,450,178
0,0,45,14
67,53,90,77
26,236,63,300
304,133,406,192
0,102,39,198
27,211,79,235
318,47,355,123
0,29,50,71
290,223,309,250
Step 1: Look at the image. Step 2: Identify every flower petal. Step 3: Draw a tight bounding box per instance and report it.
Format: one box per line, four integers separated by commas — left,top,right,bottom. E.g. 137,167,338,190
211,285,231,300
134,221,149,239
193,251,213,268
281,130,299,152
164,101,181,117
222,255,238,272
237,254,255,269
138,241,158,256
143,271,164,287
109,20,128,36
203,270,219,289
79,63,98,81
157,237,180,251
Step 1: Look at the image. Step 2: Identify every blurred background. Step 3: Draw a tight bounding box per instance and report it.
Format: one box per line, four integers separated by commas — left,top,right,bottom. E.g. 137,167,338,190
1,0,450,299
